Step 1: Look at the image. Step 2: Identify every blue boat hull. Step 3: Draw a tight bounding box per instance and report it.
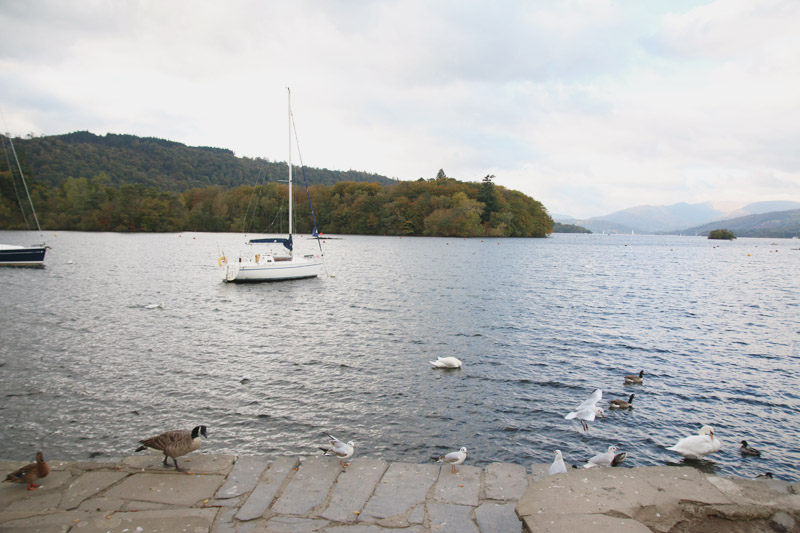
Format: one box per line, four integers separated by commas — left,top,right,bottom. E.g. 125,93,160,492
0,246,47,267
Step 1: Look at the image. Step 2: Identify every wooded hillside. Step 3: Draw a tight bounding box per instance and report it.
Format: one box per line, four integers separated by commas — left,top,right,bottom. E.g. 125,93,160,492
1,134,553,238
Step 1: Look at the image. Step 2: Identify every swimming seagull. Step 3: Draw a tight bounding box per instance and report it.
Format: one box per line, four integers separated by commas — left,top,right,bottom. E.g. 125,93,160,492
438,447,468,473
740,440,762,456
565,389,604,431
548,450,567,476
667,425,721,459
430,356,462,369
319,435,355,467
609,394,635,409
135,425,208,472
624,370,644,384
584,445,618,468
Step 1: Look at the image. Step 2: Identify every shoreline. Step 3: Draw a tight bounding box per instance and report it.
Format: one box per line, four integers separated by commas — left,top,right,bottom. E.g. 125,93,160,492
2,453,798,532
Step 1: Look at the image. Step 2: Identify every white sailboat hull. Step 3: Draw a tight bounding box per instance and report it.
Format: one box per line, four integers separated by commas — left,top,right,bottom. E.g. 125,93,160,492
222,254,323,282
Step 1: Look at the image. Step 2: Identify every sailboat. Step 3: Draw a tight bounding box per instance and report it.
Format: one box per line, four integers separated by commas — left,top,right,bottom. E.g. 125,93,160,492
219,89,324,282
0,134,47,267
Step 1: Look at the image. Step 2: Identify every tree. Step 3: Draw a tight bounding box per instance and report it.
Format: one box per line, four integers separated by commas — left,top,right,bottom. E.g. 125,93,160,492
477,174,499,227
708,228,736,240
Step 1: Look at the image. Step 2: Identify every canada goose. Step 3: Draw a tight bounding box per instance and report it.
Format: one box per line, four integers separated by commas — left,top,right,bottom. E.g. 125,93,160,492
609,394,635,409
548,450,567,476
4,451,49,490
667,425,721,459
584,445,618,468
740,440,762,456
439,447,467,473
565,389,604,431
136,425,207,471
430,356,462,369
319,435,355,467
624,370,644,384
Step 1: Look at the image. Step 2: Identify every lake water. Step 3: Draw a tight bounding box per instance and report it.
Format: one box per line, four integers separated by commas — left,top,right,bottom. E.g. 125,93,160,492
1,231,798,481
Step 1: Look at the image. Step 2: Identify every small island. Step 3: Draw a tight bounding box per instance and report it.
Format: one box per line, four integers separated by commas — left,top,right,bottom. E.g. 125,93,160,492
708,228,736,240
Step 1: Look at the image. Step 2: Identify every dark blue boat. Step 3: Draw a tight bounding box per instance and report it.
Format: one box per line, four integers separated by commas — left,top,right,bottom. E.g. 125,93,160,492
0,244,47,267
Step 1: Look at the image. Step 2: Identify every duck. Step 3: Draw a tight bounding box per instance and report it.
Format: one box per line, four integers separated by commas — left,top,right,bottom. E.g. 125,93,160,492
439,447,468,473
740,440,762,456
548,450,567,476
609,394,635,409
755,472,773,479
319,435,355,467
4,451,50,490
565,389,604,431
624,370,644,384
611,451,627,466
667,425,721,459
430,356,462,369
135,425,207,472
584,445,618,468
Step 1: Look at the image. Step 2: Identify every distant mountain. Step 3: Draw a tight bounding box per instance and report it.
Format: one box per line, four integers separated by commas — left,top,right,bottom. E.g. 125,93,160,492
556,201,800,235
8,131,397,191
681,209,800,238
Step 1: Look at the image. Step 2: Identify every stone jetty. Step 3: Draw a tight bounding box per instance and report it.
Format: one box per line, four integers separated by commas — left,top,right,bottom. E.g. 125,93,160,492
1,453,798,532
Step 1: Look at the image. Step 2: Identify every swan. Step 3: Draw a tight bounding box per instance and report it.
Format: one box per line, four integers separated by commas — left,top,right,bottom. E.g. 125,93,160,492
609,394,635,409
319,435,355,467
430,356,462,369
667,425,721,459
438,447,467,473
548,450,567,475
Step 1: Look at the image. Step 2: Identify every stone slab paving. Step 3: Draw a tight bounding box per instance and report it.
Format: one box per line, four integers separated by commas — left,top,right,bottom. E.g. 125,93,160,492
2,455,797,532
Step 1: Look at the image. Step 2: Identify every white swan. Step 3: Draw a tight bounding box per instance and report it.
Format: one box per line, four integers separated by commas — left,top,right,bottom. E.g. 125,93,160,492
430,356,462,369
549,450,567,475
667,425,721,459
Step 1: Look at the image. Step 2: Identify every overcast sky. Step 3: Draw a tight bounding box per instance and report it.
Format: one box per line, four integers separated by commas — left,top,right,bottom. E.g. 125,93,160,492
1,0,798,218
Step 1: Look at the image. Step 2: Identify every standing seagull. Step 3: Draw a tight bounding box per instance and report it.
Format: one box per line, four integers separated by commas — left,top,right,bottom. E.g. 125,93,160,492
565,389,604,431
4,451,49,490
136,425,208,472
584,445,619,468
667,425,721,459
548,450,567,476
439,447,468,473
320,435,355,467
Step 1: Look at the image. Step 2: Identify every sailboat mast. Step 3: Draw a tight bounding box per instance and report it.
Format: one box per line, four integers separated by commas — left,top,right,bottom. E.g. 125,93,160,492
287,87,293,236
7,136,42,233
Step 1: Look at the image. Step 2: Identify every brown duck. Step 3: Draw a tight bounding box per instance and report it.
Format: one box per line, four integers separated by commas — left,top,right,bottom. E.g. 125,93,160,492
135,425,207,472
4,451,50,490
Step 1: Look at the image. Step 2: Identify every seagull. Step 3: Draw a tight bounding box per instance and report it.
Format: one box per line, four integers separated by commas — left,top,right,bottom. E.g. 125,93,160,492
430,356,462,369
438,447,468,473
319,435,355,467
624,370,644,384
548,450,567,476
565,389,604,431
609,394,635,409
584,445,618,468
740,440,761,456
667,425,721,459
144,302,165,309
